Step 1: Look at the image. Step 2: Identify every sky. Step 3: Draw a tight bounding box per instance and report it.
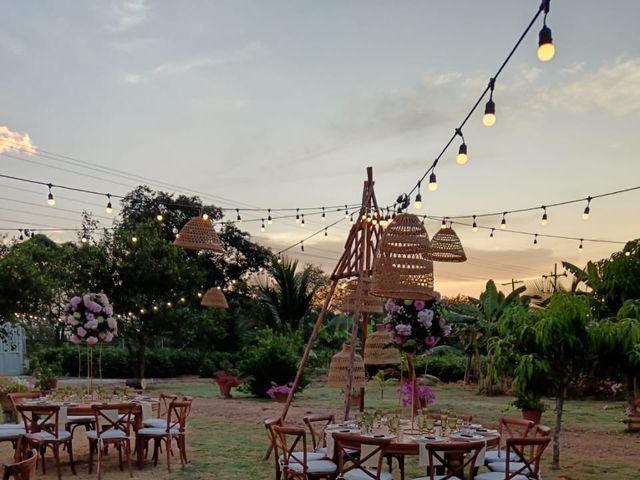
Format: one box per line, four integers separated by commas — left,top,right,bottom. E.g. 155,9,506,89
0,0,639,297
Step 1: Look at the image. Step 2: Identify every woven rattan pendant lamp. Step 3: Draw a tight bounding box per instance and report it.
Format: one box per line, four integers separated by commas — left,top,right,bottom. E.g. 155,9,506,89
339,275,384,314
201,287,229,309
430,227,467,262
327,344,365,389
371,213,435,300
364,324,401,365
174,216,224,253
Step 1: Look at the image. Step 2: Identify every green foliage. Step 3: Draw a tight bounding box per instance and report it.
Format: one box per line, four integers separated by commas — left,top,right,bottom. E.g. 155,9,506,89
238,329,305,397
413,346,467,383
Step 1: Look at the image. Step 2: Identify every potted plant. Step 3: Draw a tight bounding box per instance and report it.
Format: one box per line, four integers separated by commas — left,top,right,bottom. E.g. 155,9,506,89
624,397,640,432
33,363,62,392
213,371,241,399
267,382,293,403
0,377,31,420
512,393,547,424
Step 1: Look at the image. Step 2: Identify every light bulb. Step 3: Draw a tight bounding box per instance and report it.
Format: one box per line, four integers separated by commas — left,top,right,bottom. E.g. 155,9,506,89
428,172,438,191
578,240,583,253
180,297,186,303
483,99,496,127
500,214,507,229
490,228,495,240
47,192,55,206
472,216,478,232
350,215,354,225
537,25,555,62
301,215,305,227
156,214,163,222
140,308,145,314
324,228,328,236
153,305,158,311
261,220,265,232
533,234,538,246
321,208,326,222
197,292,203,298
167,302,172,308
441,219,446,230
625,251,631,257
344,206,349,219
267,215,272,225
456,143,468,165
131,235,138,243
414,192,422,210
541,209,548,225
202,213,209,220
295,209,300,223
81,236,87,243
106,195,113,214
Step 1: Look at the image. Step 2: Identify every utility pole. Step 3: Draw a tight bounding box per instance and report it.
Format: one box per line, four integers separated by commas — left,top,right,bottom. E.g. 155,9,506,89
501,278,524,292
542,263,568,292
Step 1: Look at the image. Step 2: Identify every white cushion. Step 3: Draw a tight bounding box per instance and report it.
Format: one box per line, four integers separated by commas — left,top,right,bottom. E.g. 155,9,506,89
280,452,326,463
0,423,24,430
413,476,461,480
136,427,180,436
0,429,24,439
288,459,337,474
484,450,521,463
475,472,528,480
27,431,71,441
346,468,393,480
86,430,126,440
67,415,95,423
143,418,166,428
488,461,527,473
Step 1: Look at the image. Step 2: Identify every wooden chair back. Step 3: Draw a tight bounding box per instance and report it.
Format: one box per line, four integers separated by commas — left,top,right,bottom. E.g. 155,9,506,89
505,436,551,479
7,393,41,422
2,448,38,480
333,432,391,479
423,440,485,480
16,405,61,438
91,403,135,437
497,417,535,451
302,413,335,451
157,392,178,419
264,417,283,450
164,400,191,434
272,425,310,476
534,424,551,437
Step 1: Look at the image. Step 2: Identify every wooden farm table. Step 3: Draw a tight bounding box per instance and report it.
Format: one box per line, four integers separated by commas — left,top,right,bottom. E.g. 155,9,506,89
384,431,500,455
65,400,160,430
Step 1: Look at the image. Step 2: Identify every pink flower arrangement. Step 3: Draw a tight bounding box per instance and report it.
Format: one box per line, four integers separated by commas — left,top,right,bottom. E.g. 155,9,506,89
63,292,117,345
400,381,435,407
383,297,450,354
266,381,293,399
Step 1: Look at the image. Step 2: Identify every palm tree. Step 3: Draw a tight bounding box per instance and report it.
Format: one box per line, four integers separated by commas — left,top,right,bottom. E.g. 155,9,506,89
257,257,319,334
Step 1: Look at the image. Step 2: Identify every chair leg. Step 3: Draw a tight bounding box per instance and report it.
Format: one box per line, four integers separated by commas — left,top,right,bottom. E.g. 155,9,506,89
135,437,145,470
89,440,94,474
125,439,133,478
118,443,124,471
40,445,47,474
165,437,171,473
68,440,77,475
53,443,61,480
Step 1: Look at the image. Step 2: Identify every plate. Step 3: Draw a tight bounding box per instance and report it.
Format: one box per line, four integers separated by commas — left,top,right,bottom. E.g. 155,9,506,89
474,428,498,436
416,435,447,443
449,433,484,441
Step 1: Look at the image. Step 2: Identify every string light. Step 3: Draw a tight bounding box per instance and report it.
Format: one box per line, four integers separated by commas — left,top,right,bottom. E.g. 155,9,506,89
197,292,203,298
167,302,172,308
625,251,631,257
324,228,328,237
441,218,447,230
538,0,555,62
236,208,242,222
300,241,304,252
277,253,282,263
582,197,591,220
533,233,538,246
153,305,159,311
483,78,497,127
472,215,478,232
540,206,548,225
202,213,209,220
156,213,163,222
321,207,326,222
301,214,305,227
578,239,583,252
490,228,495,240
131,235,138,243
19,229,24,241
428,172,438,192
105,194,113,214
81,235,87,243
500,212,507,229
267,209,272,225
344,206,349,219
295,208,300,224
455,129,468,165
140,308,146,314
350,214,354,225
47,184,55,206
261,219,265,232
414,181,423,209
180,297,186,303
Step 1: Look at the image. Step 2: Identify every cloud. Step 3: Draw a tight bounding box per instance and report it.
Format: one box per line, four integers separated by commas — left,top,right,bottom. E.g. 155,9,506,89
0,126,36,154
106,0,152,32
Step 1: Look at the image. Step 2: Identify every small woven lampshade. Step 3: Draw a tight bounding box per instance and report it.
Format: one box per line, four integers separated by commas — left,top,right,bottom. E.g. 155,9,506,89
201,287,228,309
370,213,435,300
174,216,224,253
327,344,365,389
339,276,384,314
364,324,401,365
430,227,467,263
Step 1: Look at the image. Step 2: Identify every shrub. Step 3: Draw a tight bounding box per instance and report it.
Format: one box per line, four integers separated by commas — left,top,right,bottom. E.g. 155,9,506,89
413,347,467,383
199,351,237,377
238,329,305,397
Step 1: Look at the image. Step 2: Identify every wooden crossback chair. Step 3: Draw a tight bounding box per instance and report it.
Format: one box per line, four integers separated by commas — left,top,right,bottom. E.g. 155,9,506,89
6,394,40,427
422,440,485,480
142,392,178,429
484,418,535,464
87,403,135,479
333,432,391,480
16,405,76,480
265,417,285,480
272,425,337,480
302,414,334,454
485,436,551,480
135,399,191,472
2,443,38,480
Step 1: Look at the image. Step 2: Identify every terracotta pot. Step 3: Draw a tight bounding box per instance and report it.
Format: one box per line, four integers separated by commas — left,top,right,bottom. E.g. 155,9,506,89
522,408,543,424
273,392,289,403
627,415,640,432
217,382,233,399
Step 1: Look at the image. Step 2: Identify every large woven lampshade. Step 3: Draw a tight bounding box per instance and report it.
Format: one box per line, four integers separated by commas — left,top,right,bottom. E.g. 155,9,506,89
364,324,401,365
174,216,224,253
370,213,435,300
430,227,467,263
327,344,365,389
201,287,228,309
339,276,384,314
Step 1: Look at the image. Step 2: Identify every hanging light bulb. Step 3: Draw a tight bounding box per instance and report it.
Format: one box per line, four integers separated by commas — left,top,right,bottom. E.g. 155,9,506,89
625,251,631,257
295,208,300,223
324,228,328,237
578,239,583,252
140,308,146,314
277,254,282,263
267,209,272,225
261,219,265,232
350,214,354,225
428,172,438,191
153,305,159,311
197,292,203,298
105,194,113,214
156,213,163,222
538,2,555,62
483,79,496,127
236,208,242,222
489,228,495,240
582,197,591,220
167,302,172,308
18,229,24,241
472,215,478,232
414,181,423,209
301,214,305,227
344,206,349,219
172,227,178,235
131,235,138,243
47,184,55,206
180,297,186,303
300,241,304,252
541,207,548,225
456,142,468,165
533,234,538,246
441,218,446,230
500,213,507,229
321,207,326,222
81,235,87,243
202,213,209,220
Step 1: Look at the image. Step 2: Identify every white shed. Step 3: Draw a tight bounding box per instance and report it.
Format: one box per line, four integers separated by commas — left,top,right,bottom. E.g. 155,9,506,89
0,323,25,375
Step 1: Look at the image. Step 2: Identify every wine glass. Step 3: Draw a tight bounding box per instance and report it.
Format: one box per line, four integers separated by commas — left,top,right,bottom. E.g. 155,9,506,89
448,417,458,433
424,418,435,435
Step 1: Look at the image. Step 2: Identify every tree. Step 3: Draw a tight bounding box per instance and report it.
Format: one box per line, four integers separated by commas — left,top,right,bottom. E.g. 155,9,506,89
257,257,320,334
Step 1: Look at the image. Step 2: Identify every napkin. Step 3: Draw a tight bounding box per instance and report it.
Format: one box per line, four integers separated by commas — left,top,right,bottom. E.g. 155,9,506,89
139,402,153,422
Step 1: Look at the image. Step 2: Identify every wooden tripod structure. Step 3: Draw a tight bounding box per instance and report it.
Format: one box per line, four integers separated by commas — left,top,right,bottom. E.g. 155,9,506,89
280,166,384,422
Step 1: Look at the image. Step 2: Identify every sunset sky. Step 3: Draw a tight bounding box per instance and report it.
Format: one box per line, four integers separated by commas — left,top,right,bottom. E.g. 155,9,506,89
1,0,639,296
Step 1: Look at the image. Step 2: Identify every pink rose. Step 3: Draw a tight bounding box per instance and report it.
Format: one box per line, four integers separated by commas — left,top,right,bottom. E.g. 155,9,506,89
85,319,98,330
85,313,95,321
70,334,81,344
104,305,113,316
86,336,98,346
414,300,425,310
384,299,396,314
70,296,82,307
77,327,87,337
417,309,434,328
424,336,439,348
107,317,117,331
103,331,113,343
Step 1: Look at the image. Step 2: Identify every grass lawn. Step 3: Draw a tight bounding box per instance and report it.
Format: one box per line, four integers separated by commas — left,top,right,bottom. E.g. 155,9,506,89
2,377,638,479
